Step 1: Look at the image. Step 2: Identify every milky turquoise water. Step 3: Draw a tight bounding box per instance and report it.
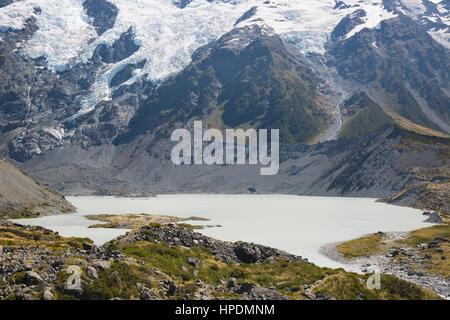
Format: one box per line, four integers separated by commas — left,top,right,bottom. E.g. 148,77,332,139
14,194,429,270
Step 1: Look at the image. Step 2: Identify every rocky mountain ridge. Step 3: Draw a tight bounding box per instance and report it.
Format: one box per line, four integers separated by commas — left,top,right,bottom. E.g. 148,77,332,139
0,0,448,200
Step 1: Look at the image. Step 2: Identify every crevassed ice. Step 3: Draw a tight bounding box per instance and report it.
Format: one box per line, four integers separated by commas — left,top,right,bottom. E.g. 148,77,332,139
0,0,96,71
0,0,399,76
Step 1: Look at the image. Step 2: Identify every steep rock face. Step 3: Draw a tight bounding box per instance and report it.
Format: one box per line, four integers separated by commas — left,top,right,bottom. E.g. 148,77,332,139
117,25,327,145
328,14,450,134
0,0,448,201
0,158,74,218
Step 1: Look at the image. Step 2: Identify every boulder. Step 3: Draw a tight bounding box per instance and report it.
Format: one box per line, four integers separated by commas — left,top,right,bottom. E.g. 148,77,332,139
86,266,98,279
227,278,238,289
238,282,256,294
42,289,53,300
140,288,158,300
92,260,111,271
187,257,203,267
82,243,94,251
234,243,262,263
14,288,25,300
25,271,44,285
167,282,177,297
423,212,444,224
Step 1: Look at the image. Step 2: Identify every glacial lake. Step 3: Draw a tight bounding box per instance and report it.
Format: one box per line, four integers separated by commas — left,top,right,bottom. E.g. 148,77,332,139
14,194,430,271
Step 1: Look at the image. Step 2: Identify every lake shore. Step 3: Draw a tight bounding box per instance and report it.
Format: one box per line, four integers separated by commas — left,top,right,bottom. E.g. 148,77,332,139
13,194,430,271
320,228,450,299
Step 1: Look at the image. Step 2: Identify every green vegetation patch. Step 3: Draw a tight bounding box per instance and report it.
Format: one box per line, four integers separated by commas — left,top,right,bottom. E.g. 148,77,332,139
313,273,441,300
0,225,92,250
339,92,394,139
336,234,384,258
118,241,335,299
397,225,450,247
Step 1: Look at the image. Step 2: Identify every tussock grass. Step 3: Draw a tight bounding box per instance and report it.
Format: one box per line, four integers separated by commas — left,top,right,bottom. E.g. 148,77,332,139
336,234,384,258
0,225,92,250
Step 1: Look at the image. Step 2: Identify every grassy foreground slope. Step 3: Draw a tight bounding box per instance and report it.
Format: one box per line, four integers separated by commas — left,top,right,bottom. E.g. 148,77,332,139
0,221,441,300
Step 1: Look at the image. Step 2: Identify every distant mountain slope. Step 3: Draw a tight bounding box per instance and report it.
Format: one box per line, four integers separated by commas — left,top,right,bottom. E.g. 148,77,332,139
117,25,327,145
17,125,448,202
328,14,450,135
339,92,394,138
0,0,448,162
0,159,74,218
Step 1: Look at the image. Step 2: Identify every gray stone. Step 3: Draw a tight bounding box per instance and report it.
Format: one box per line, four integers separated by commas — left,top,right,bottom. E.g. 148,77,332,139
227,278,238,289
238,282,256,294
42,290,53,300
86,266,98,279
25,271,44,285
92,260,111,270
187,257,203,267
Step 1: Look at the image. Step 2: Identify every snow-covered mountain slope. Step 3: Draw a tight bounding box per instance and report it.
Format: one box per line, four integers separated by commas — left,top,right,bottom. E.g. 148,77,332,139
0,0,447,113
0,0,448,161
0,1,394,73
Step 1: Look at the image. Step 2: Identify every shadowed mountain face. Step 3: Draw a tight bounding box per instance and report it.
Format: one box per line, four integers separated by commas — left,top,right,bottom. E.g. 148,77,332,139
117,25,326,145
339,92,394,139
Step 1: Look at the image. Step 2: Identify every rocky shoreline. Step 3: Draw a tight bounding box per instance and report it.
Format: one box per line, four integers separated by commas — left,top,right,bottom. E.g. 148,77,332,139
320,232,450,299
